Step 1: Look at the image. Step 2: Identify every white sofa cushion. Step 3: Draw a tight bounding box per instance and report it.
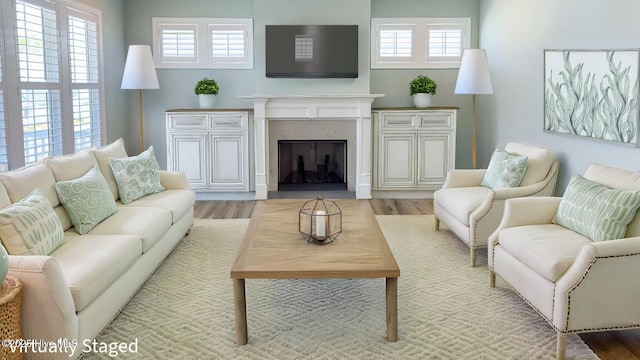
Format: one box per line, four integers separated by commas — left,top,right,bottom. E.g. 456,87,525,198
55,167,118,235
434,187,491,226
53,232,141,312
92,138,128,200
0,162,59,206
498,224,592,282
44,150,98,182
481,148,528,189
85,206,172,253
0,189,65,255
123,189,196,224
554,174,640,242
109,146,165,204
504,142,554,186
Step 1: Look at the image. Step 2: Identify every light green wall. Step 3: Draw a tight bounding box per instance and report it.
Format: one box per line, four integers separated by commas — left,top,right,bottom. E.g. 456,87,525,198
479,0,640,193
253,0,371,95
120,0,479,168
371,0,480,169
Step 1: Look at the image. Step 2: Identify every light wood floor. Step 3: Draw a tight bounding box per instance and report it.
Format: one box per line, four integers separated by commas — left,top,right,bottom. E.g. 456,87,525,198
194,199,640,360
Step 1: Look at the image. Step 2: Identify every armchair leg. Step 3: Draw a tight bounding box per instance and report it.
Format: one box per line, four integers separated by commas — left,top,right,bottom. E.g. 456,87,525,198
434,216,440,231
556,332,566,360
489,271,495,288
470,248,477,267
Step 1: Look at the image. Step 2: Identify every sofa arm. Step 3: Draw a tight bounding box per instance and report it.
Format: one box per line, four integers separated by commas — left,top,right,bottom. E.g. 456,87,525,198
553,237,640,331
441,169,486,189
8,256,78,348
160,171,191,190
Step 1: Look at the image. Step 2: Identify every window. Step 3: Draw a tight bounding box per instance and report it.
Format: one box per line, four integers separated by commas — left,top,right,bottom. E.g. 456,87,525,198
153,17,253,69
0,0,104,169
0,5,7,171
371,17,471,69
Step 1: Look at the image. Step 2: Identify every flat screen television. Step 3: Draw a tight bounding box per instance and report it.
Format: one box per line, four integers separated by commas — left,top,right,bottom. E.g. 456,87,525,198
265,25,358,78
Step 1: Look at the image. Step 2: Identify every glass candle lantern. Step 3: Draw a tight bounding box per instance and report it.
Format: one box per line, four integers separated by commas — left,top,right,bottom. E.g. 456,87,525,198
299,195,342,244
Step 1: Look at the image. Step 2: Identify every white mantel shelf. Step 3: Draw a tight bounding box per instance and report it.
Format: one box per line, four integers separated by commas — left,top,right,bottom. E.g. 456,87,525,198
242,94,384,200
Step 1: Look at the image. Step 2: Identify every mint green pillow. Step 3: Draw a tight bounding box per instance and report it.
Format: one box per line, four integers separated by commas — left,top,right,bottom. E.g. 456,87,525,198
554,175,640,241
0,189,65,255
480,148,528,189
109,146,165,205
55,166,118,235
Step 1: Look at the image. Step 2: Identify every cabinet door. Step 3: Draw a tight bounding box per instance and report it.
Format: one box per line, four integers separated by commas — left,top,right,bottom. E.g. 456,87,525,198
417,133,451,188
167,133,207,189
377,133,415,188
209,133,249,191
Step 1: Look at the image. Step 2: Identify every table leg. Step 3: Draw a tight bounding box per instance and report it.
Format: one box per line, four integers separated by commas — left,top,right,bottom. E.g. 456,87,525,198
233,279,248,345
386,277,398,342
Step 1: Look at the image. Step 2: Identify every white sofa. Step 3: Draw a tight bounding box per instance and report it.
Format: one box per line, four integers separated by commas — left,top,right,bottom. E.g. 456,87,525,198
434,142,559,266
489,163,640,360
0,139,195,359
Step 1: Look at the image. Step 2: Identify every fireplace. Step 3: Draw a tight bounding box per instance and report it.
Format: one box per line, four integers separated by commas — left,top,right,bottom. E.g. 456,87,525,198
242,94,383,199
278,140,347,191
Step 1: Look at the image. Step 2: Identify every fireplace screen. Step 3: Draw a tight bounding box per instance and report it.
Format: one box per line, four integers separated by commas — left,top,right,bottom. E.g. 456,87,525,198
278,140,347,191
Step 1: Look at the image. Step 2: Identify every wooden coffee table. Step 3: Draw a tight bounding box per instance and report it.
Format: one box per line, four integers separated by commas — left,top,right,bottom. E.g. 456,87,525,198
230,199,400,345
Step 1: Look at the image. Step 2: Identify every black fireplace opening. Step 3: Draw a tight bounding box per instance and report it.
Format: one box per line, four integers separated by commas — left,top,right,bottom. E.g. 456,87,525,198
278,140,347,191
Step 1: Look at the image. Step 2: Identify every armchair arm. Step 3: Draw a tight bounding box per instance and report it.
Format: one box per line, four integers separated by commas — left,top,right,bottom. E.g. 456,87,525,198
495,197,561,229
441,169,486,189
487,197,561,267
160,171,191,190
8,255,79,345
553,237,640,331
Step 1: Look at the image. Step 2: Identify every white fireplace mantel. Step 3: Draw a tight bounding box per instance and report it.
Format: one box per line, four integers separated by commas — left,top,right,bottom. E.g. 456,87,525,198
240,94,384,199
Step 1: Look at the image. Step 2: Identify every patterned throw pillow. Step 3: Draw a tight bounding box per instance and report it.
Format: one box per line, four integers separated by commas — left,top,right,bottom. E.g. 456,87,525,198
480,148,529,189
554,175,640,241
109,146,165,205
55,166,118,235
0,189,65,255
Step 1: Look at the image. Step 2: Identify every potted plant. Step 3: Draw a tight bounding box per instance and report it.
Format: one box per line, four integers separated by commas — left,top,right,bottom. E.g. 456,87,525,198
194,77,219,108
409,75,437,108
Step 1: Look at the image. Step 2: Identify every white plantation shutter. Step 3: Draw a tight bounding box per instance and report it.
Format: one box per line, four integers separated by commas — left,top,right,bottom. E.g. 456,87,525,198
158,24,197,64
379,29,412,58
371,17,470,69
68,10,101,151
16,0,63,164
0,0,104,169
153,17,253,69
0,7,7,171
427,26,463,62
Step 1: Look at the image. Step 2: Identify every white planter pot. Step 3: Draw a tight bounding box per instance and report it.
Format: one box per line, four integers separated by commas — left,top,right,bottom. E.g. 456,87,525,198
198,94,217,108
412,93,432,108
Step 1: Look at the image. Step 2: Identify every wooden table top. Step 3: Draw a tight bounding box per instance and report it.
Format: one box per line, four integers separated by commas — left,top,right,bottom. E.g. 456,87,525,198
230,199,400,279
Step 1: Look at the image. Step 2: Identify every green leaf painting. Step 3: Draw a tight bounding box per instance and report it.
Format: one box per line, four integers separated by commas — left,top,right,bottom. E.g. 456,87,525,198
544,50,639,145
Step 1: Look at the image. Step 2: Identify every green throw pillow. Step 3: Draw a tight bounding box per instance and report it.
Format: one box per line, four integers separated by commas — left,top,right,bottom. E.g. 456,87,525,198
109,146,165,205
480,148,528,189
554,175,640,241
55,166,118,235
0,189,65,255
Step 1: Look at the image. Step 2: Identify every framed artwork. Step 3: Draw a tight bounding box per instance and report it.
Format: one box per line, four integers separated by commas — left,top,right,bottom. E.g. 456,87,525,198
544,49,639,145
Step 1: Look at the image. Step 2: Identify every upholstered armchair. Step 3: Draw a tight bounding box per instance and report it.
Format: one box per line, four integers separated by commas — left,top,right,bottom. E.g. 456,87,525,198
489,163,640,360
434,142,559,266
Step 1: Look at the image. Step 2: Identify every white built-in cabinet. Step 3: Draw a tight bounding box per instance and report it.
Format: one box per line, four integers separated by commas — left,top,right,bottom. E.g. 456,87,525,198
166,110,250,192
373,109,457,191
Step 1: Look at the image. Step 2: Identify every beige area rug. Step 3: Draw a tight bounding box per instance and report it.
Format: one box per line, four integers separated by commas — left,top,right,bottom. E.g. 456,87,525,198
83,216,599,359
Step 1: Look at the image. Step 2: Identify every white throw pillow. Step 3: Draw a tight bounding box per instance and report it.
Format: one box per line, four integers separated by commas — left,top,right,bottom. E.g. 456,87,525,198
0,189,65,255
55,166,118,235
480,148,528,189
109,146,165,205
